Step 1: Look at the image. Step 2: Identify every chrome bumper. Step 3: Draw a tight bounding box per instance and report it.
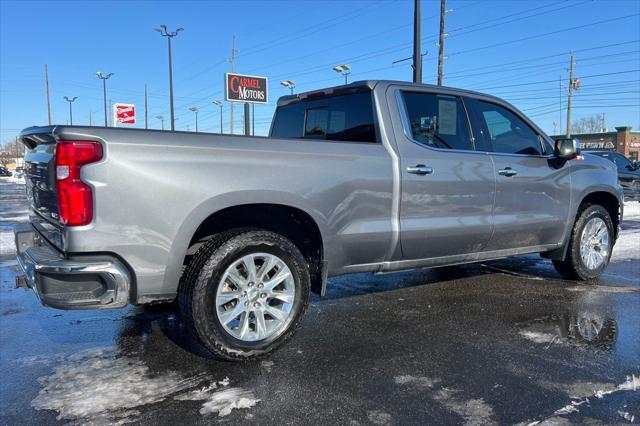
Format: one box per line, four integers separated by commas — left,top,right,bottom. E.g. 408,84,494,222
14,223,131,309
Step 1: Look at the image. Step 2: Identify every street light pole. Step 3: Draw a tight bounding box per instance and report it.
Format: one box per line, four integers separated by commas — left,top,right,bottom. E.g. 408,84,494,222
333,64,351,84
155,25,183,131
280,80,296,95
156,115,165,130
212,100,223,133
96,71,114,126
63,96,78,125
189,107,199,132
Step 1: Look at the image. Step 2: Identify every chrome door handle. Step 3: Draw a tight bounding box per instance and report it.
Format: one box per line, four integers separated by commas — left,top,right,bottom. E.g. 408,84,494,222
497,168,518,177
407,165,434,175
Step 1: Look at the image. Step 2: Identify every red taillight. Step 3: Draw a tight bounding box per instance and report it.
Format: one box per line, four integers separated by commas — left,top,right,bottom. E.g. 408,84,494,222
55,141,103,226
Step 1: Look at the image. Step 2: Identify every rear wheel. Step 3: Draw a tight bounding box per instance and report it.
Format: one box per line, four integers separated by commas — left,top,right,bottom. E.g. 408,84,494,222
553,204,614,281
179,229,310,361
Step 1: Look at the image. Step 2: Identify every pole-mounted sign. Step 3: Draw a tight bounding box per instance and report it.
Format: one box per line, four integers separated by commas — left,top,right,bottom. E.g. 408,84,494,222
225,73,268,104
113,103,136,126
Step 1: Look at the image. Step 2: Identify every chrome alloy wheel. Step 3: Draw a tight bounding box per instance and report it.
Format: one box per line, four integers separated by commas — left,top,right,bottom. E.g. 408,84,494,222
579,217,610,271
215,252,296,342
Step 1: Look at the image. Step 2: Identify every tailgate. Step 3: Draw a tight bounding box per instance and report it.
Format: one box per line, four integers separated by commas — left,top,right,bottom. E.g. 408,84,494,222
20,127,65,251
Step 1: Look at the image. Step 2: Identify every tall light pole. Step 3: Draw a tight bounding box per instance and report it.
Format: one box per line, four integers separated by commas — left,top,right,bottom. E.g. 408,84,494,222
189,107,199,132
280,80,296,95
63,96,78,125
333,64,351,84
45,64,52,125
155,25,184,131
212,100,223,133
96,71,114,126
156,115,166,130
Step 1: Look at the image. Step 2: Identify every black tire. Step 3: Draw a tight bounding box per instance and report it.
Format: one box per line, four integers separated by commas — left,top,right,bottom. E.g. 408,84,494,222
179,229,310,361
553,204,614,281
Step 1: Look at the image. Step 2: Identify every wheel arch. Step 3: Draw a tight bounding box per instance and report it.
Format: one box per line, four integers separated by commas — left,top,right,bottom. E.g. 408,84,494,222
543,188,622,261
167,192,328,296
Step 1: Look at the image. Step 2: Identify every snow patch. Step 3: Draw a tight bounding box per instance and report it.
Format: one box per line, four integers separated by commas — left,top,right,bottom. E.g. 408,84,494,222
0,231,16,255
198,387,260,417
394,375,441,389
367,410,392,425
0,175,26,185
618,374,640,391
174,383,218,401
261,360,274,372
531,374,640,424
618,410,635,423
432,388,497,426
623,201,640,220
175,383,260,418
31,347,208,423
518,330,557,345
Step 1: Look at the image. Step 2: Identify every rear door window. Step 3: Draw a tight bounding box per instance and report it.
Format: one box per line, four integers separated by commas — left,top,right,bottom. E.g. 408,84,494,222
401,92,473,151
271,90,379,143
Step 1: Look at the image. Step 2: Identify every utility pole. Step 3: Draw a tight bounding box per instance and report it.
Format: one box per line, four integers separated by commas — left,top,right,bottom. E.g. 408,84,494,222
155,25,183,131
45,64,52,125
437,0,446,86
413,0,422,83
601,113,606,132
566,52,575,137
96,71,114,126
252,103,255,136
89,111,92,126
559,75,563,134
229,35,237,135
64,96,78,125
144,84,149,129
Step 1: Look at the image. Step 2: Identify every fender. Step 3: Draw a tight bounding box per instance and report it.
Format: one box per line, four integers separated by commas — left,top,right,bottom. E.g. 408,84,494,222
161,190,332,295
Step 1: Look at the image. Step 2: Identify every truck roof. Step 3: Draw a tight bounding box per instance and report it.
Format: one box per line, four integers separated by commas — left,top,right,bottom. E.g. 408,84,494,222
276,79,505,107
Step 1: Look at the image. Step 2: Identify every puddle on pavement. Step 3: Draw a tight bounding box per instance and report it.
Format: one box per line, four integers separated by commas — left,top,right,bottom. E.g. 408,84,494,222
517,313,617,349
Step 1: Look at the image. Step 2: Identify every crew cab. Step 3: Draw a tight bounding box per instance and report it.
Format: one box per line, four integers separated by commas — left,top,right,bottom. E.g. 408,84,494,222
14,80,623,360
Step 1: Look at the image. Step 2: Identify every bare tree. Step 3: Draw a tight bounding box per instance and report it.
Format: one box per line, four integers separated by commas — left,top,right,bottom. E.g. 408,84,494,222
571,115,603,134
0,139,24,167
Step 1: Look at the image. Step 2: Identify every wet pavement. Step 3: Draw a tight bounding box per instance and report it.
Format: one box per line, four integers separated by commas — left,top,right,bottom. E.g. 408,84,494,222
1,179,638,425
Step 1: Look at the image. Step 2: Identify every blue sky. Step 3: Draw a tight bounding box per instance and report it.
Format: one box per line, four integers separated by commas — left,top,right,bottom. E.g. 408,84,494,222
1,0,639,141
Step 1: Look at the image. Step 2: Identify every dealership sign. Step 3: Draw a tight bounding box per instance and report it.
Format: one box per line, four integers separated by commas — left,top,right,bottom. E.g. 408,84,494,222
225,73,268,104
581,141,615,150
113,103,136,125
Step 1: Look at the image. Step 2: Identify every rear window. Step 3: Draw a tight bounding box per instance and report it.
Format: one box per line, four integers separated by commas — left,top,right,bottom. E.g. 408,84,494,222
271,91,379,143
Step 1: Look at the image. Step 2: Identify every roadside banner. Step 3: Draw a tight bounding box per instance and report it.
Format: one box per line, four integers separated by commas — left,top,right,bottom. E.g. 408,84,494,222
113,103,136,125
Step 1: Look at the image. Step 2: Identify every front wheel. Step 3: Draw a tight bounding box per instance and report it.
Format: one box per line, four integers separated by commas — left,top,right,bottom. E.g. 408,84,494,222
179,229,310,361
553,204,614,281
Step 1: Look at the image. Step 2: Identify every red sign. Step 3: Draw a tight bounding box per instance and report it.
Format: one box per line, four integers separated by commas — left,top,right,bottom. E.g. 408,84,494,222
114,103,136,125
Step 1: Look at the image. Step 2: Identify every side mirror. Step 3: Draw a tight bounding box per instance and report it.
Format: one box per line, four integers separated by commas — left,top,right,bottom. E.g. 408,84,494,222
554,137,580,160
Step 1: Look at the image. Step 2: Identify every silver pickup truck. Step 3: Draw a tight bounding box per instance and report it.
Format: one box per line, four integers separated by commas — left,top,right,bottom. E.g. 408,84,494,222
15,80,623,360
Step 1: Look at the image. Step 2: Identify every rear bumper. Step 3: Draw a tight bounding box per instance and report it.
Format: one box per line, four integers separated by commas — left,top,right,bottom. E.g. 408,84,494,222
14,223,131,310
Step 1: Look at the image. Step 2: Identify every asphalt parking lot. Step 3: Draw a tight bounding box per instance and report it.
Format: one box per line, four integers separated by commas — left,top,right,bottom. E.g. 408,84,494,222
1,179,638,425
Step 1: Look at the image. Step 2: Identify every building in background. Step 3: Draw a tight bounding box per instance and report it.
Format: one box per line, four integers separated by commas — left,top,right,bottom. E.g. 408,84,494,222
552,126,640,162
